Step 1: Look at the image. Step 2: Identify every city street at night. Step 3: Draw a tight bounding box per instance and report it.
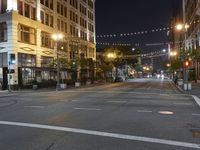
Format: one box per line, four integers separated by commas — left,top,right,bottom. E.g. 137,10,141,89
0,79,200,150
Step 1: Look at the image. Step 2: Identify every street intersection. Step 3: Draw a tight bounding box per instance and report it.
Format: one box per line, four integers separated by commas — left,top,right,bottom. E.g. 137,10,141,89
0,78,200,150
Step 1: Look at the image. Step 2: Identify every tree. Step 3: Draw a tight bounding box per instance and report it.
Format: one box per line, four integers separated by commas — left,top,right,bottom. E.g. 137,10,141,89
102,47,124,78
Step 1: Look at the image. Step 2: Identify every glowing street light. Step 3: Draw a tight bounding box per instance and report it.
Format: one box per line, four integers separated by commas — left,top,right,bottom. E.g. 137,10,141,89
107,53,116,59
175,24,184,31
170,51,177,56
167,63,171,67
175,23,189,31
52,33,64,41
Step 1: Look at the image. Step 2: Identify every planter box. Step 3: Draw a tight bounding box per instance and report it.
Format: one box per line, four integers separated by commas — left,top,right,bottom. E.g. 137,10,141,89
188,83,192,90
75,82,81,87
32,85,38,90
60,84,67,89
183,83,192,91
86,81,91,85
178,79,183,86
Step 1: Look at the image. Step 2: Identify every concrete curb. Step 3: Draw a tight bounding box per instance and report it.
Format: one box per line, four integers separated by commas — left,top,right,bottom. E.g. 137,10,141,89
171,81,200,108
191,95,200,108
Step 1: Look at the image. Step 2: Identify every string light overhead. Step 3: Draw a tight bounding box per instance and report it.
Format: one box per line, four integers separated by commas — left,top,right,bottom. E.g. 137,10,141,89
96,20,200,38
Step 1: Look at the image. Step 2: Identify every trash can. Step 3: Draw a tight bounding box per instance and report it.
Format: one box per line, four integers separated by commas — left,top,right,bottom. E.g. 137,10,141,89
188,83,192,90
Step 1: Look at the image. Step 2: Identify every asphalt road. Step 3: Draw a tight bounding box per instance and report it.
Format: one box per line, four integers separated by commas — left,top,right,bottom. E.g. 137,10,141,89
0,78,200,150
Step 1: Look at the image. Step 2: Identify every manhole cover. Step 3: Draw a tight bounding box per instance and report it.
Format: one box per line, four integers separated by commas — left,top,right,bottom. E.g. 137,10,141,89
190,129,200,138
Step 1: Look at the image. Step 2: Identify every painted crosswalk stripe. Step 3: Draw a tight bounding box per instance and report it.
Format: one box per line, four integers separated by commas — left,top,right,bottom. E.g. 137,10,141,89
107,101,127,103
24,106,45,109
0,121,199,149
137,110,152,113
74,107,101,111
192,114,200,116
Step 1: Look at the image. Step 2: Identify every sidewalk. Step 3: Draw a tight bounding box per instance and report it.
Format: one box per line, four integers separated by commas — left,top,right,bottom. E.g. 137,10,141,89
0,81,110,98
177,82,200,107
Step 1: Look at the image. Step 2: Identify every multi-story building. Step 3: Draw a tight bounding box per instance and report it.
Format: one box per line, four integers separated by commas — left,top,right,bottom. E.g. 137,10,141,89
183,0,200,81
0,0,96,90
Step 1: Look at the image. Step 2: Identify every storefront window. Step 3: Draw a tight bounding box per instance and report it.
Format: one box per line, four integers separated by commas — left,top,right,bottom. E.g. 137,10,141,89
41,56,54,67
0,53,7,67
18,53,36,67
21,68,35,85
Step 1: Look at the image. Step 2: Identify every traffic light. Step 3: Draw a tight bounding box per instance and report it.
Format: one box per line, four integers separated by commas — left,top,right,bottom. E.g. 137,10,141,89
184,60,190,68
10,54,16,64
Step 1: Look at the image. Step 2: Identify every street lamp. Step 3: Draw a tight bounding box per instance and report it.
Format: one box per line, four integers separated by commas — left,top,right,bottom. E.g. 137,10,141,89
52,33,64,90
175,23,189,31
107,53,115,59
170,51,177,56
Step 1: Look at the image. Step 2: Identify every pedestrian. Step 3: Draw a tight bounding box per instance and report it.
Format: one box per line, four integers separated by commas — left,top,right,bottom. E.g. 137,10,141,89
174,75,178,85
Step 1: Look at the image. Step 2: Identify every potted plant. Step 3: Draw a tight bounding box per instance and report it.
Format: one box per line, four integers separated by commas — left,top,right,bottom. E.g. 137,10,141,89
86,77,92,85
75,79,81,87
32,80,38,90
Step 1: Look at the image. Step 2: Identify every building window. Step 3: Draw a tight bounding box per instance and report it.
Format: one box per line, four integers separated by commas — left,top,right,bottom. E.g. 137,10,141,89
41,32,54,49
18,0,23,15
18,53,36,67
40,0,44,5
0,0,7,14
49,0,53,10
57,2,60,14
24,3,30,18
30,7,36,20
41,11,45,24
49,15,53,27
64,7,67,17
41,56,54,67
57,19,60,30
0,53,7,67
65,23,67,33
18,24,36,45
0,22,7,42
45,13,49,26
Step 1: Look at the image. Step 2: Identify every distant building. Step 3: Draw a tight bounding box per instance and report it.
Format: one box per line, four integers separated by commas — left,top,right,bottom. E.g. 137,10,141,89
0,0,96,90
183,0,200,80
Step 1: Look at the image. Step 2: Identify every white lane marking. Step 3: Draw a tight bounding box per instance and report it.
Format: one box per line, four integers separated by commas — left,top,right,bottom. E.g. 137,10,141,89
74,107,101,111
24,106,45,109
0,121,199,149
158,111,174,115
137,110,152,113
65,90,188,96
107,101,127,103
160,94,169,96
60,100,68,102
192,95,200,107
173,103,192,106
192,114,200,116
71,100,81,102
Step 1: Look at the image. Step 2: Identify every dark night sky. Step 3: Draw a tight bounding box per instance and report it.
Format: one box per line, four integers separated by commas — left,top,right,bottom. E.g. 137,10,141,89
95,0,182,52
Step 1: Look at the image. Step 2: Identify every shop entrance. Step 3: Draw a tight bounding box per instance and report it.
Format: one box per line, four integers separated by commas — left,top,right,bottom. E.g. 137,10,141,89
0,67,8,90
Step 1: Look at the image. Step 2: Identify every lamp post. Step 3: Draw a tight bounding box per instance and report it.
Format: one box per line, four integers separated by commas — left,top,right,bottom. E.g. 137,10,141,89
175,23,189,84
52,33,64,91
107,52,116,81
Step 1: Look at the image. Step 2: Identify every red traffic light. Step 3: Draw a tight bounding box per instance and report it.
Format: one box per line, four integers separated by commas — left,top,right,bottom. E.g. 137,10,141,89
184,61,190,68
